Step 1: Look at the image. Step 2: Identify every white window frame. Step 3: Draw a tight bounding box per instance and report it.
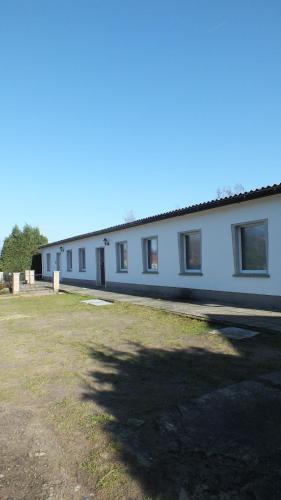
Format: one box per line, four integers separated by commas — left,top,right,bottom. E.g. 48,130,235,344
46,253,51,272
66,249,72,272
232,219,269,276
142,236,158,273
78,248,86,272
116,241,128,272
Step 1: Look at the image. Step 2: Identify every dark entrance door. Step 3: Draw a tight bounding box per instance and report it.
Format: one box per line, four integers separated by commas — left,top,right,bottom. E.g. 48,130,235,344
31,253,42,279
99,248,105,286
100,248,105,286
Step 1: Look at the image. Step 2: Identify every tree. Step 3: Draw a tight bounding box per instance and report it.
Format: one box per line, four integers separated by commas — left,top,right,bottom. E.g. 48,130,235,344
216,183,245,199
123,210,136,223
0,224,48,272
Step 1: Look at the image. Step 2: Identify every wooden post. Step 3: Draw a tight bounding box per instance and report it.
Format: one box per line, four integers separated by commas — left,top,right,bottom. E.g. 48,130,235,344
12,273,20,295
53,271,60,292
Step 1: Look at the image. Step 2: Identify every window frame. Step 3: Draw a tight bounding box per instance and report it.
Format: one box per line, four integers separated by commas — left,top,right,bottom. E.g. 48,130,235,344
46,253,51,272
66,249,73,272
116,241,128,273
142,236,158,273
232,219,269,277
178,229,203,276
78,247,86,272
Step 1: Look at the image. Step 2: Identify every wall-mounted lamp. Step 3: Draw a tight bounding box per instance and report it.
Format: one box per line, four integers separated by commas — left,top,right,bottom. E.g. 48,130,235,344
60,246,64,252
103,238,110,246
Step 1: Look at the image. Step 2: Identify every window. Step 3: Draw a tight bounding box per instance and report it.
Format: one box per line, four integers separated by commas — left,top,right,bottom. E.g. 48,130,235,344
232,220,268,275
179,230,202,274
184,231,201,271
67,250,72,271
56,252,61,271
46,253,51,272
116,241,128,272
143,237,158,272
79,248,86,272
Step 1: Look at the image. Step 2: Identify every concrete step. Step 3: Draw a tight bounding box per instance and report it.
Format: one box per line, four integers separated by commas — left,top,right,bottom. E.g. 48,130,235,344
19,288,54,295
20,284,51,289
19,285,53,293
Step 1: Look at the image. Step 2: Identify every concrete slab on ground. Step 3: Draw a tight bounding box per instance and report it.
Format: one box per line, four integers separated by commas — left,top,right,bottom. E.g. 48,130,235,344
119,372,281,497
210,326,259,340
81,299,113,307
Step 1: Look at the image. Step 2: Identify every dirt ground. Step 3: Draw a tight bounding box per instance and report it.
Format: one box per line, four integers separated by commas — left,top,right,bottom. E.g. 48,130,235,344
1,293,281,499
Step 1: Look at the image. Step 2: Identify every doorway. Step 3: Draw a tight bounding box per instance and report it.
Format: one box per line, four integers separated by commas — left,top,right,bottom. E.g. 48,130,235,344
96,248,105,286
31,253,42,279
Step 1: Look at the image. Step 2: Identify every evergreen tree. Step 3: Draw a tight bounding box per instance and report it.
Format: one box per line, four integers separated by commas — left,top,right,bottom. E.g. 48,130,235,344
0,225,48,272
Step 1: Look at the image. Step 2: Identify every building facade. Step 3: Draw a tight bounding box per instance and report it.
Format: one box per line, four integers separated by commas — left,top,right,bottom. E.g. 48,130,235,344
40,184,281,309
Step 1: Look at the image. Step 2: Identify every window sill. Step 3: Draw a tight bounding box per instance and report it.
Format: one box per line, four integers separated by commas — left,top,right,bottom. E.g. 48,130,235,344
79,270,86,273
142,271,159,274
116,270,128,273
233,272,270,278
179,271,203,276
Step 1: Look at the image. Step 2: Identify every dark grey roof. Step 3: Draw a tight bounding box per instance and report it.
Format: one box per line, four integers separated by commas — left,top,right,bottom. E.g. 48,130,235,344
40,183,281,249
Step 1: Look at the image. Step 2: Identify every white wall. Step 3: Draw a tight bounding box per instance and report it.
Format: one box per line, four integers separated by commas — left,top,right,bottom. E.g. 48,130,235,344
41,194,281,297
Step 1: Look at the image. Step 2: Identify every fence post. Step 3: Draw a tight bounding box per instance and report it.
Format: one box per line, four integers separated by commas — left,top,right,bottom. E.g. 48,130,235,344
30,270,35,285
25,270,30,284
53,271,60,292
12,273,20,295
0,272,3,283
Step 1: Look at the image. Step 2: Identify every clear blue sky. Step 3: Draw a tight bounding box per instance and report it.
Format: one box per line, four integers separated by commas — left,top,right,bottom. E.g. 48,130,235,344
1,0,281,245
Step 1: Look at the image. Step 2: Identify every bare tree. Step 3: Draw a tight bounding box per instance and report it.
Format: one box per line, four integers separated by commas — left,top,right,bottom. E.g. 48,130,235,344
216,183,245,199
123,210,136,223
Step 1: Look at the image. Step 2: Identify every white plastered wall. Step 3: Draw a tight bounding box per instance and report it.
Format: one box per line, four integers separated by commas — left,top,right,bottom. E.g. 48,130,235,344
41,194,281,297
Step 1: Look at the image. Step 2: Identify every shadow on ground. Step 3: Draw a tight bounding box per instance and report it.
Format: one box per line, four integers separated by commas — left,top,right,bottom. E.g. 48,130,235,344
82,338,281,499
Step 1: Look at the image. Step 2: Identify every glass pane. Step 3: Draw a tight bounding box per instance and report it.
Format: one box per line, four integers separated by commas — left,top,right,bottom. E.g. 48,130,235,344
185,232,201,270
241,223,266,271
67,251,72,270
120,243,127,269
147,238,158,270
79,249,85,270
56,253,60,271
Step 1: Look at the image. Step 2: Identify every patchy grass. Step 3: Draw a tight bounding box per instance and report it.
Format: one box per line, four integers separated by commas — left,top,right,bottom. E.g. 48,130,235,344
1,292,281,499
23,374,52,394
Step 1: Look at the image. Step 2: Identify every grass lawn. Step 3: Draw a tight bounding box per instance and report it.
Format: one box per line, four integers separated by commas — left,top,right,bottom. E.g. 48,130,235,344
1,292,281,499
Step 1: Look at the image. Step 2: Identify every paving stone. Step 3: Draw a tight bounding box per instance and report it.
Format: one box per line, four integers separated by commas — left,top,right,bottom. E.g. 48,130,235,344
119,377,281,496
210,326,259,339
81,299,113,306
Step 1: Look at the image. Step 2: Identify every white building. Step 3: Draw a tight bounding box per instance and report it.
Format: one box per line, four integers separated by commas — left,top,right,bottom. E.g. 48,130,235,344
40,184,281,309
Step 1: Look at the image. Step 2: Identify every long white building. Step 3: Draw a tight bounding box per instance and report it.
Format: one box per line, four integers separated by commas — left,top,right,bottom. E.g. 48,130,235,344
40,183,281,309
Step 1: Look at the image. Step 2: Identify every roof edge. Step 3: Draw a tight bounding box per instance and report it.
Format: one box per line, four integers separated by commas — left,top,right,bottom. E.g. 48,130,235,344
39,182,281,249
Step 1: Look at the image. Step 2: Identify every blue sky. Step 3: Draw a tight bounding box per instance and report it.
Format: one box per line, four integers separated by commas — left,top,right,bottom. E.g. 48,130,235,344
0,0,280,245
